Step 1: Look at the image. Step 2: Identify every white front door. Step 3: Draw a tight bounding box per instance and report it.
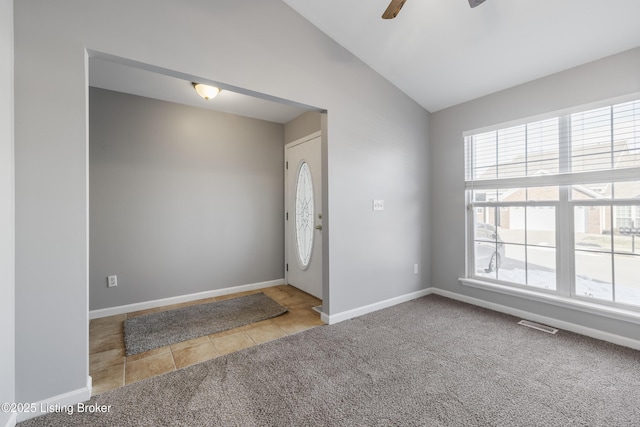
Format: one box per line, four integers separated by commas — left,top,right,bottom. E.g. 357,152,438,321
285,134,322,299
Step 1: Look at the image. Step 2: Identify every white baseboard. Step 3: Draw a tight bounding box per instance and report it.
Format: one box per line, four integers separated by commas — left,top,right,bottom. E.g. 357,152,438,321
2,413,16,427
321,288,432,325
430,287,640,351
90,279,284,319
16,376,92,422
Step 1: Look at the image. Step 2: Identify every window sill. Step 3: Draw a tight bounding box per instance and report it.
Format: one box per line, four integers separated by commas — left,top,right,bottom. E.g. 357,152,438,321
458,277,640,326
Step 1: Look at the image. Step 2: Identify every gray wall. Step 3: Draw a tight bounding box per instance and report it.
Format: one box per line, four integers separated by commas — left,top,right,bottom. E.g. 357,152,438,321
0,0,14,424
14,0,430,404
284,111,322,143
90,88,285,310
430,47,640,340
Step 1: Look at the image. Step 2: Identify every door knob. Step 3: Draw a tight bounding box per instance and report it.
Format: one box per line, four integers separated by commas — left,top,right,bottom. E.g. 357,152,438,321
315,224,323,230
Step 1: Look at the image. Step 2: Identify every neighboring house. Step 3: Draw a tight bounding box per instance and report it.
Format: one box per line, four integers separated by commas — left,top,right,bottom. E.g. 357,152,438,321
475,139,640,236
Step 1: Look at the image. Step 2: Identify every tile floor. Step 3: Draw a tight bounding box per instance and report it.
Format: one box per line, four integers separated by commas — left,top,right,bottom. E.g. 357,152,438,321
89,284,324,395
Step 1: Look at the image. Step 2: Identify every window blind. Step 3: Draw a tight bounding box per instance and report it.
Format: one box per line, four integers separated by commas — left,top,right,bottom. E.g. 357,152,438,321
465,99,640,190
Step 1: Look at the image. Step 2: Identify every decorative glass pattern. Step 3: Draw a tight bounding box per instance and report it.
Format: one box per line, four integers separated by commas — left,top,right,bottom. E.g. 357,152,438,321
295,162,314,267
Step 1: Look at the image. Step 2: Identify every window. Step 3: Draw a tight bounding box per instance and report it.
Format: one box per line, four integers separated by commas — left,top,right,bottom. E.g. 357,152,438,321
465,98,640,310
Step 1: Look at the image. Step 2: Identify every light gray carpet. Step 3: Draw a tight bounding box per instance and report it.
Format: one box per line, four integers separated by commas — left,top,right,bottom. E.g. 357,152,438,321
21,295,640,426
124,292,287,355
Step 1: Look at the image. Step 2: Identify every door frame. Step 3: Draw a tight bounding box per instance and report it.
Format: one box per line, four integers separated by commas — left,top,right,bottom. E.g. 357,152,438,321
284,130,323,299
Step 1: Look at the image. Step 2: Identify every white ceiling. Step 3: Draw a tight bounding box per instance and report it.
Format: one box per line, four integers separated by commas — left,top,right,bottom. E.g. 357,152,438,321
283,0,640,112
89,56,312,124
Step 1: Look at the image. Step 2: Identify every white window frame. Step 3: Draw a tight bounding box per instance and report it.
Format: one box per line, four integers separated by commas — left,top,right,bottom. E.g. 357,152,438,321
466,199,562,296
463,93,640,314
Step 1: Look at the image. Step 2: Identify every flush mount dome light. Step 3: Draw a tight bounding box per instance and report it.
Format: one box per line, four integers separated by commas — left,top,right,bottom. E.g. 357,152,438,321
192,82,220,100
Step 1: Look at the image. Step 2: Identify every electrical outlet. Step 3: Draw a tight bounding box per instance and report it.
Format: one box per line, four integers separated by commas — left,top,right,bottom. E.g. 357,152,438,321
373,200,384,211
107,275,118,288
414,264,419,274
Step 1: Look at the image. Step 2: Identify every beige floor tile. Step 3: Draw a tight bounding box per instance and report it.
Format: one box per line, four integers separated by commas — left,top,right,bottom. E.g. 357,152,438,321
172,341,219,369
281,285,315,297
89,321,123,337
244,322,286,344
90,348,125,372
270,308,312,323
276,294,320,310
125,351,175,384
126,345,171,362
170,336,211,352
91,364,124,395
207,324,251,339
261,288,289,301
272,312,324,335
90,314,127,327
210,331,256,355
90,332,124,355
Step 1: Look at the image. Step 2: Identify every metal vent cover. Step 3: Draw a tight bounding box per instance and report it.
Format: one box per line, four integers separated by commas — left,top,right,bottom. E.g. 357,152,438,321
518,319,558,334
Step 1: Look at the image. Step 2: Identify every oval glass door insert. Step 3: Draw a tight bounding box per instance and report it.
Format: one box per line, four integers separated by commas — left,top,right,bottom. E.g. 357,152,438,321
295,161,314,268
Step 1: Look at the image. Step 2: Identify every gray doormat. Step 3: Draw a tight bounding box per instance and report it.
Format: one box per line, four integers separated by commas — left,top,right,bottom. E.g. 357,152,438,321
124,292,287,356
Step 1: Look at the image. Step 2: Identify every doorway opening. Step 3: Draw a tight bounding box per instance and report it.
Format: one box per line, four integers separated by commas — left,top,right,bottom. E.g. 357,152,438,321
87,53,329,394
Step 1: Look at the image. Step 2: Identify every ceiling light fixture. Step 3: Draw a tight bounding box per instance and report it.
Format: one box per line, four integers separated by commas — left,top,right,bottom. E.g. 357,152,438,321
192,82,220,100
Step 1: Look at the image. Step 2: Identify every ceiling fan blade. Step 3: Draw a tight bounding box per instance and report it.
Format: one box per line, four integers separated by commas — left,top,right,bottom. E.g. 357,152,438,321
382,0,407,19
468,0,487,7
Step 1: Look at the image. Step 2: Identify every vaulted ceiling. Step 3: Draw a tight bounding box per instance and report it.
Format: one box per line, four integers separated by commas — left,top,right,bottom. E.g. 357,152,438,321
283,0,640,112
91,1,640,121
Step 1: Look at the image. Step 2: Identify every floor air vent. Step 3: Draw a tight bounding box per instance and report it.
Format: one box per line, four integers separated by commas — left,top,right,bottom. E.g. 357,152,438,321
518,320,558,334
